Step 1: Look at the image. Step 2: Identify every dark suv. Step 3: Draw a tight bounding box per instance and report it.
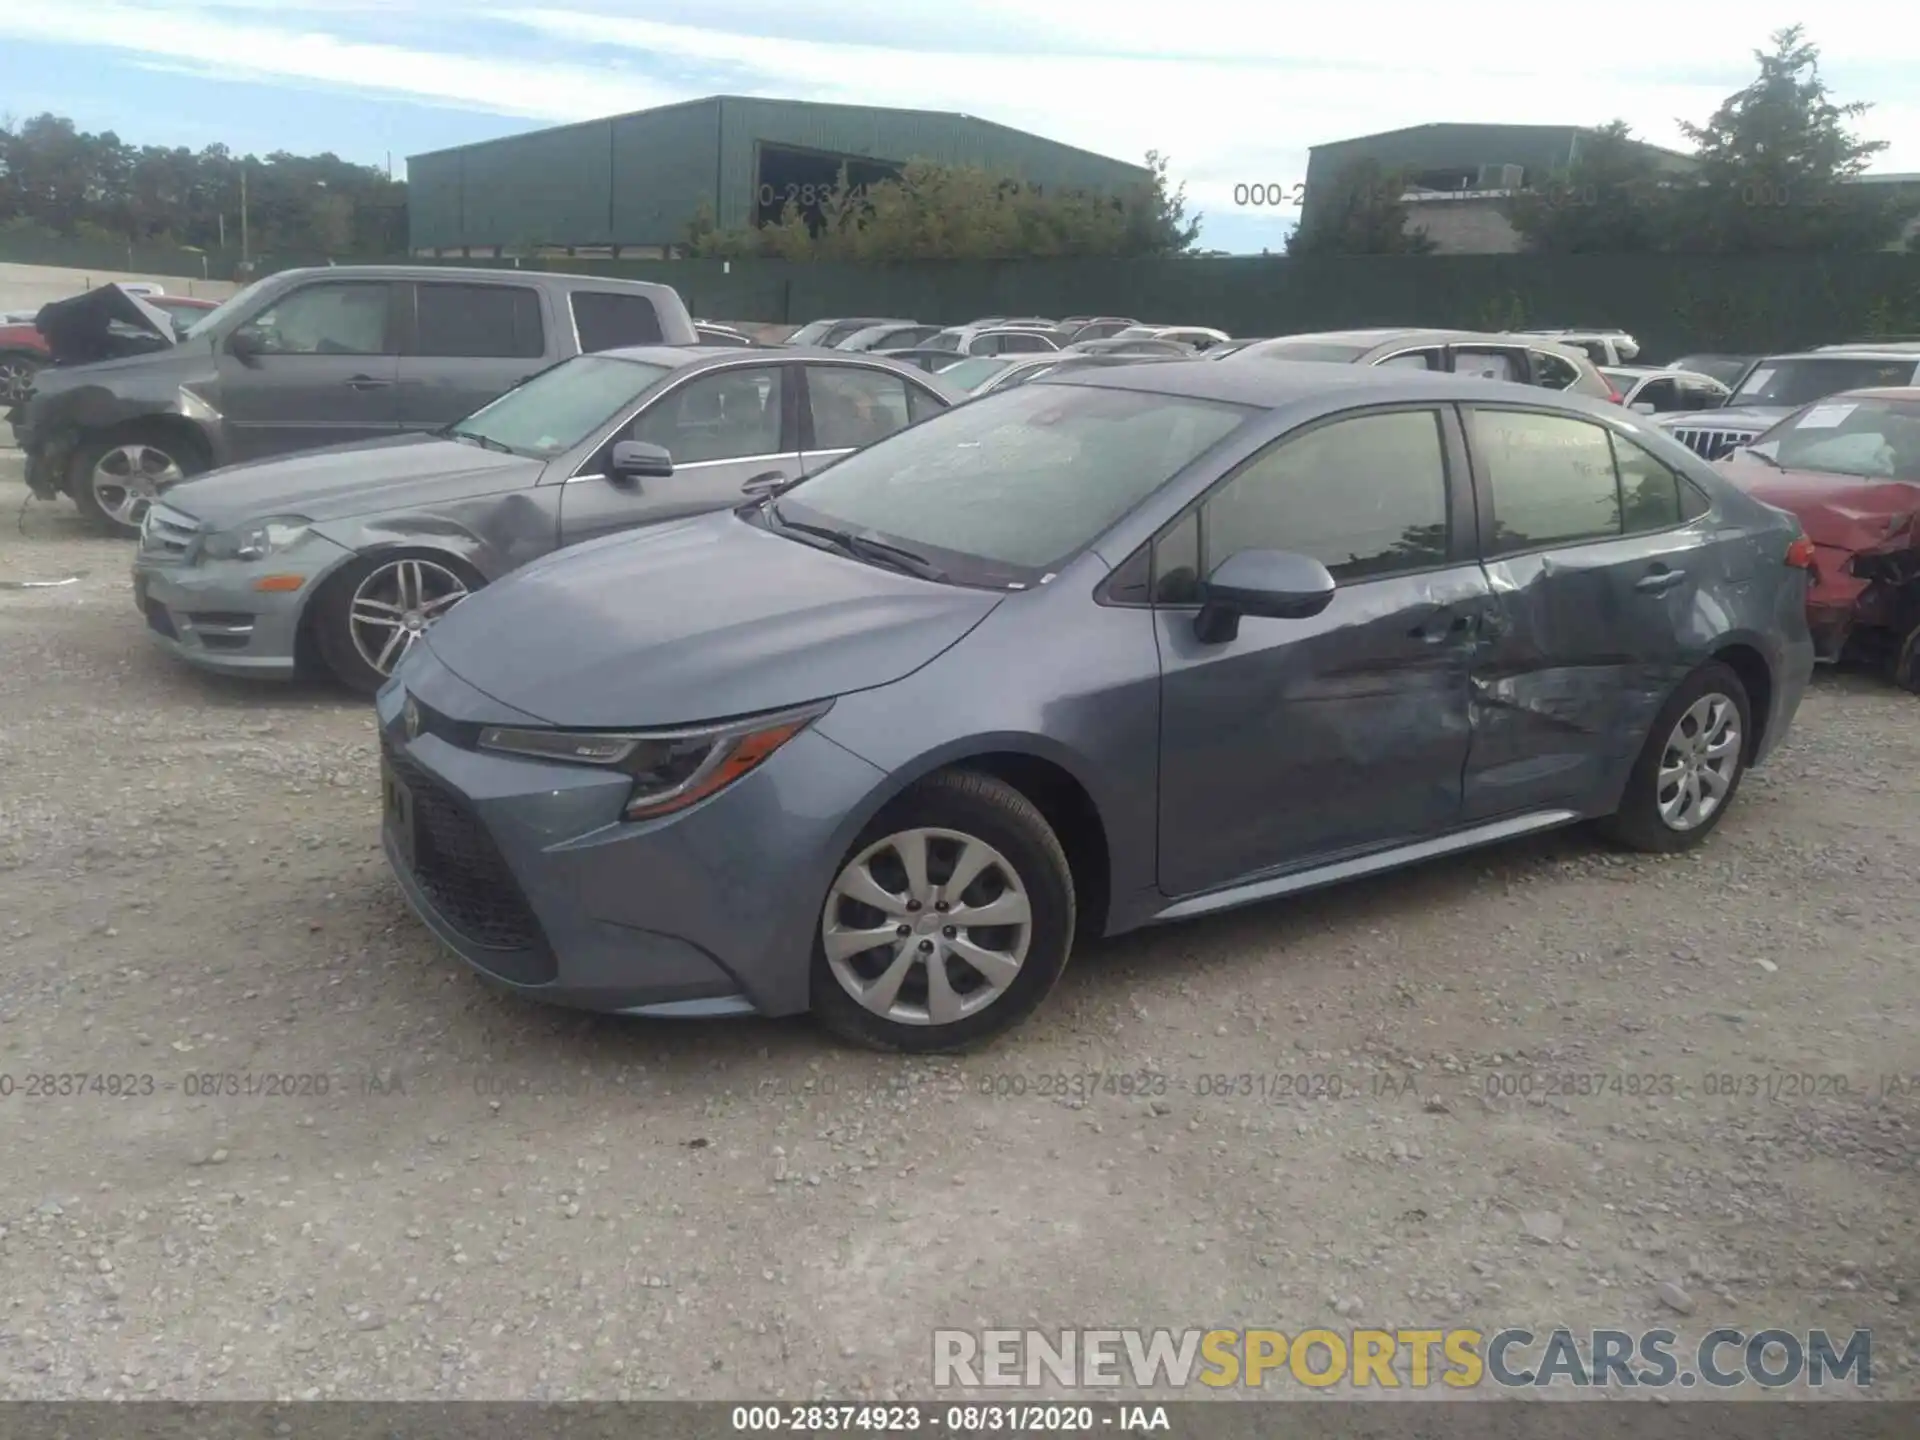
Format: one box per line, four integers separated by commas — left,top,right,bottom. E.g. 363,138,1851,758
8,266,698,533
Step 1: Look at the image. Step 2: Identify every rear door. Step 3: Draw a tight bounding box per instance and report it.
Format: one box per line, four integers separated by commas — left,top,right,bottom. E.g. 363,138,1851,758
394,280,547,433
798,362,950,474
215,278,402,460
558,361,799,549
1461,405,1709,821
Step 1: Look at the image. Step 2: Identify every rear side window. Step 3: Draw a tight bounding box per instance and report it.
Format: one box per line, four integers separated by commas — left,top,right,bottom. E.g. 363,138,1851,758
571,292,664,352
999,332,1055,354
1474,410,1622,554
1454,348,1522,382
1611,433,1685,533
1529,350,1581,390
1202,409,1451,583
413,284,543,359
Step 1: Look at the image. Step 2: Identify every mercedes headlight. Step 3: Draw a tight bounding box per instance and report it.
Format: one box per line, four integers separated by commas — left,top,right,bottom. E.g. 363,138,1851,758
203,516,311,561
476,700,831,821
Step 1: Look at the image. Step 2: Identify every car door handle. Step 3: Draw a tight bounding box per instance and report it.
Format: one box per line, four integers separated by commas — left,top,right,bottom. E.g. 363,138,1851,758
1635,567,1687,594
344,375,392,390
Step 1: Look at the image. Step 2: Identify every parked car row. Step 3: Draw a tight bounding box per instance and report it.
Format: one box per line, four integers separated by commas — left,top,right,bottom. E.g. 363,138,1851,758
14,270,1908,1051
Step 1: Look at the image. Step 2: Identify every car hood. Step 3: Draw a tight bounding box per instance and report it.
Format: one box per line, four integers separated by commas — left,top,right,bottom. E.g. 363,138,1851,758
35,284,178,365
1662,405,1790,432
1717,452,1920,556
421,510,1006,728
161,433,544,529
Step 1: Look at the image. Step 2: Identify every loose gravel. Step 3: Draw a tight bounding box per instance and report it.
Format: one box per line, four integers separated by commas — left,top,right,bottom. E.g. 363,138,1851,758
2,448,1918,1401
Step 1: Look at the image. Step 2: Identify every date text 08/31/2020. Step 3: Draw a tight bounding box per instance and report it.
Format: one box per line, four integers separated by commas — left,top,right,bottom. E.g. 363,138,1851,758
729,1405,1168,1433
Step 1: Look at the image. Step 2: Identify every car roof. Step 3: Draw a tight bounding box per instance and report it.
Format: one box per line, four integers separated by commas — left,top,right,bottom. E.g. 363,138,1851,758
597,344,928,369
266,264,675,292
1038,355,1611,409
1756,350,1920,362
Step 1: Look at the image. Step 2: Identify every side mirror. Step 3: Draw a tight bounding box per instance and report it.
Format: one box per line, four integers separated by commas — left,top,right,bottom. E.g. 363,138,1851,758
226,328,261,361
1630,401,1656,415
609,440,673,480
1194,549,1337,644
741,469,794,498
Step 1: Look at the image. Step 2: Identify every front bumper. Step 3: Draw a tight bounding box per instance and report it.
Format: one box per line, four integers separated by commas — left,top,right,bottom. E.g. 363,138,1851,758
131,535,351,679
374,647,887,1018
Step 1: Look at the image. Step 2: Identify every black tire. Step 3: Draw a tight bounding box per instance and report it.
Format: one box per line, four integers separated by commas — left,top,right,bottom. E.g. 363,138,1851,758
0,350,43,406
67,425,208,535
1599,661,1752,854
811,769,1076,1053
311,551,484,698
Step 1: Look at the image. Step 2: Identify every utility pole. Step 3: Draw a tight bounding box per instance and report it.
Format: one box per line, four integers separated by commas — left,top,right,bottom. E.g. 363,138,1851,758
240,163,251,268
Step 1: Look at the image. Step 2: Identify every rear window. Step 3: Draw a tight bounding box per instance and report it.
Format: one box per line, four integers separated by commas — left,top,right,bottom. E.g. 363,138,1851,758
413,283,544,359
571,291,664,352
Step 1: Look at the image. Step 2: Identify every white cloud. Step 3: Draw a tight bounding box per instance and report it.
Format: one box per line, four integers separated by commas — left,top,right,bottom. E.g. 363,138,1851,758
3,0,1915,234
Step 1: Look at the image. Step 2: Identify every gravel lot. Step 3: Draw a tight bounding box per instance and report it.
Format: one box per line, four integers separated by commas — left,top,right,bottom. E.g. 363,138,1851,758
2,444,1918,1402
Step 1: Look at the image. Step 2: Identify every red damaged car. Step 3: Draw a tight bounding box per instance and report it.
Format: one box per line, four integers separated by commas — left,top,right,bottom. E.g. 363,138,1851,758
1715,387,1920,689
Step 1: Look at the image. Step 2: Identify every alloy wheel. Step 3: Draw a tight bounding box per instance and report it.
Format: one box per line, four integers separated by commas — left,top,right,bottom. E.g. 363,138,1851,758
1656,692,1741,832
0,357,37,405
821,827,1033,1027
91,444,184,527
348,557,470,678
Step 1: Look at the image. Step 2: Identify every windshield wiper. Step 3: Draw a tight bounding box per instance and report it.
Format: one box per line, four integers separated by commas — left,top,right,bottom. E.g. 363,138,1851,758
444,427,515,454
1743,445,1785,469
768,504,948,582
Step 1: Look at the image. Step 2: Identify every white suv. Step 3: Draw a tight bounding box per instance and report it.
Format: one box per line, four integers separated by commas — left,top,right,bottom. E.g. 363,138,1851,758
1518,329,1640,366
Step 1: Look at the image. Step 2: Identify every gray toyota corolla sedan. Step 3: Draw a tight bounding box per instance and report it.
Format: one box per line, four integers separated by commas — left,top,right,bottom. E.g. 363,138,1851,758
376,360,1816,1052
132,346,959,693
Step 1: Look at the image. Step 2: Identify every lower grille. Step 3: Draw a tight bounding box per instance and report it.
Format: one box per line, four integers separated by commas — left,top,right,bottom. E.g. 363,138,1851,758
1667,426,1755,461
383,735,554,977
144,601,178,639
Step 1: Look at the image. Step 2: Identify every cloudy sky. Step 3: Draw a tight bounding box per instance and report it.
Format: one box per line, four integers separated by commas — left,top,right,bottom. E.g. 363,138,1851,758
1,0,1915,253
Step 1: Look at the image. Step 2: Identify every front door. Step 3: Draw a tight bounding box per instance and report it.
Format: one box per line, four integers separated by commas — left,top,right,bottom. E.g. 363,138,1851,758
1154,405,1490,898
394,281,549,432
558,362,800,549
216,280,401,461
1460,405,1707,820
797,363,949,475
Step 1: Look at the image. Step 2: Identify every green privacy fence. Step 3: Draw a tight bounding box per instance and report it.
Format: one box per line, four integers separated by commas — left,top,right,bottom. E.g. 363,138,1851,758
6,231,1919,360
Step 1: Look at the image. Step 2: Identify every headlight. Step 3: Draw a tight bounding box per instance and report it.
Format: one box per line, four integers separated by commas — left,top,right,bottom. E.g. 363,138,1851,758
202,515,311,561
476,700,831,821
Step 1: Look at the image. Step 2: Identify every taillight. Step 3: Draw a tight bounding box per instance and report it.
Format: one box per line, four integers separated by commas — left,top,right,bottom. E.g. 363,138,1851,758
1607,389,1624,404
1785,536,1817,570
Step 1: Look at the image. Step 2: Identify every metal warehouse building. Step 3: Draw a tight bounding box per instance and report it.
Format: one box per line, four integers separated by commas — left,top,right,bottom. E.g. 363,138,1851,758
407,95,1151,257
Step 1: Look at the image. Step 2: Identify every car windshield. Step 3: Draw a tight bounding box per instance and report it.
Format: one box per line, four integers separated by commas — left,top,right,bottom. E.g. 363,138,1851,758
939,357,1014,391
1246,340,1375,363
444,354,671,458
1746,397,1920,481
769,382,1253,585
924,331,964,351
1733,357,1918,407
181,276,275,339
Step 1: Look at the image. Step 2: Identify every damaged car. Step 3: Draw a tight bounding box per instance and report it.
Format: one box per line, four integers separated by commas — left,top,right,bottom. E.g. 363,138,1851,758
8,266,698,535
132,347,959,695
1714,387,1920,689
0,286,217,405
1659,349,1920,462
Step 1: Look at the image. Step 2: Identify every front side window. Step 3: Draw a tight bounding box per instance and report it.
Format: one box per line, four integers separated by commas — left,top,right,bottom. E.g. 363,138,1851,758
414,284,544,359
570,291,664,352
999,332,1056,354
632,365,785,465
1474,410,1622,554
446,354,669,459
1677,380,1729,411
774,384,1252,584
1746,397,1920,480
1632,378,1679,412
808,365,944,449
235,282,391,355
1202,409,1450,583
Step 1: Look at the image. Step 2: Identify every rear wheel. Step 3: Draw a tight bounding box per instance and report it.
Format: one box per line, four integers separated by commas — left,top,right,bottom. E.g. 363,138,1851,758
68,426,207,535
1599,662,1751,853
312,552,481,696
811,770,1075,1053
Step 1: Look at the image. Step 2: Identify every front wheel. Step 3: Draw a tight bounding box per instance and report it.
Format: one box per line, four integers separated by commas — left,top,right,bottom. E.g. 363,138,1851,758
811,770,1076,1053
312,552,481,696
0,351,43,406
68,427,208,535
1599,661,1752,853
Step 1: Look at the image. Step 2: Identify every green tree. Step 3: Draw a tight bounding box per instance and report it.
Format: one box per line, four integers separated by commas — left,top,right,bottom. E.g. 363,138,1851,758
1507,121,1676,252
1663,25,1915,253
1284,159,1435,256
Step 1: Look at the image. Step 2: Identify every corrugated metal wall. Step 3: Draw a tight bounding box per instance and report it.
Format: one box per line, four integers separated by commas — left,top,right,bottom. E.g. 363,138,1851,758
408,97,1150,251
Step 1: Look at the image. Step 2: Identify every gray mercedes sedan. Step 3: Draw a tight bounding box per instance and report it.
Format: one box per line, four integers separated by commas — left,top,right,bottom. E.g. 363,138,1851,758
132,346,959,693
376,361,1815,1052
